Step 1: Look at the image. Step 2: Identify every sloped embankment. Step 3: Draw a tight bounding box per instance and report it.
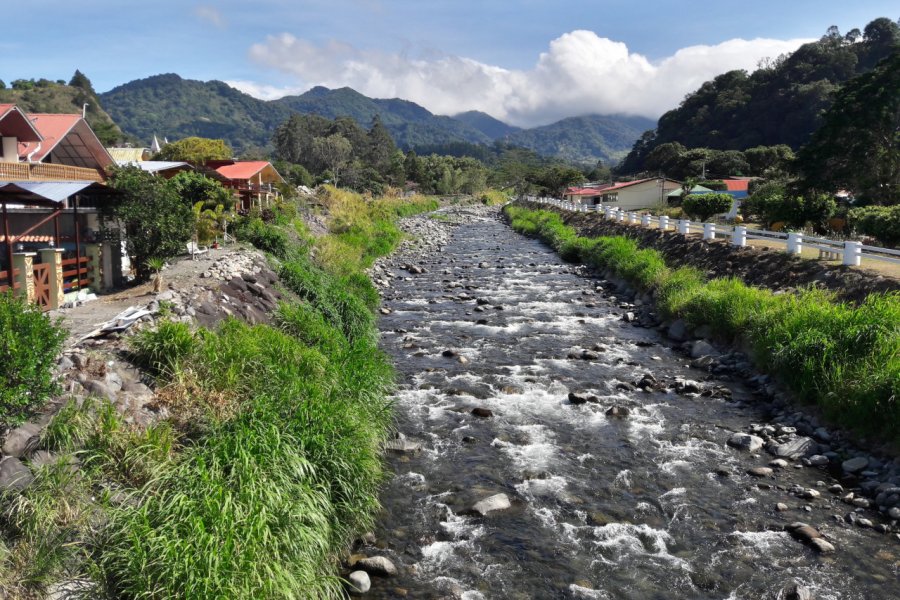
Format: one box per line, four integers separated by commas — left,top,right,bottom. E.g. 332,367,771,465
523,201,900,303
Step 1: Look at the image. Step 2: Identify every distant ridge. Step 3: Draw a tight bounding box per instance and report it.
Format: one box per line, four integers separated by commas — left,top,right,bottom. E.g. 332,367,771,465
100,74,654,163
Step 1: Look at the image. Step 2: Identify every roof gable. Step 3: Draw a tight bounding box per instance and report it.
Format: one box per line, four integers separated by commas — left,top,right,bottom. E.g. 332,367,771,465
0,104,43,143
18,114,114,169
214,161,284,183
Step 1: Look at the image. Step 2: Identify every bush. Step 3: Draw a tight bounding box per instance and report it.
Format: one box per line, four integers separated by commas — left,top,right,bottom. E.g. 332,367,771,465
233,217,290,259
130,320,197,376
682,193,733,222
0,293,66,424
742,182,836,229
848,205,900,247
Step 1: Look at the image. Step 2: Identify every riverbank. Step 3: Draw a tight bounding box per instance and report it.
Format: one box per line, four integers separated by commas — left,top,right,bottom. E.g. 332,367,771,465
0,188,438,598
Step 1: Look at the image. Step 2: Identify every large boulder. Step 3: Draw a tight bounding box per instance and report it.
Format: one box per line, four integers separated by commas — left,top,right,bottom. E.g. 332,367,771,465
471,493,511,516
355,556,397,577
2,422,42,457
347,571,371,594
727,433,764,453
770,437,816,460
0,457,34,492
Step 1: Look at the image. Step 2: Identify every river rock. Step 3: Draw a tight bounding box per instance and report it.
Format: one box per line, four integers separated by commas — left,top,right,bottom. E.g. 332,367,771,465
384,438,422,453
690,340,718,359
605,405,630,418
776,581,814,600
355,556,397,577
2,422,42,457
809,538,835,553
748,467,773,478
786,523,821,544
347,570,371,594
770,437,816,460
842,456,869,473
568,391,596,405
472,493,511,516
727,433,764,452
667,319,689,342
0,457,34,492
471,408,493,418
807,455,829,467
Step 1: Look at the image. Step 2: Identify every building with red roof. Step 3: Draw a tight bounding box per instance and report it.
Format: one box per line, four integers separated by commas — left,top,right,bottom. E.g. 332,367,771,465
206,160,285,211
566,177,681,210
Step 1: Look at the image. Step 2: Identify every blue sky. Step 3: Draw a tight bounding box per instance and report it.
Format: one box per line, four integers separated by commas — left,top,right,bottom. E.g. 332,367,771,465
1,1,896,124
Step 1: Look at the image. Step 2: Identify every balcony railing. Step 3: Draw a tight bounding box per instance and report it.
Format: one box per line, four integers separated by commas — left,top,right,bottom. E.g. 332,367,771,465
0,162,105,183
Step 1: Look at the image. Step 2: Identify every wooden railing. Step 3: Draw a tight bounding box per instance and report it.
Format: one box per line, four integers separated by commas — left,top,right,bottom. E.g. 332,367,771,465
0,268,21,293
61,256,93,291
0,162,104,182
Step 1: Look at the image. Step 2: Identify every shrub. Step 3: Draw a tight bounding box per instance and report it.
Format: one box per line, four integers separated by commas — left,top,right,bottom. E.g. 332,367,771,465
742,182,836,229
682,193,733,222
848,205,900,247
234,217,290,259
0,293,66,425
130,320,196,376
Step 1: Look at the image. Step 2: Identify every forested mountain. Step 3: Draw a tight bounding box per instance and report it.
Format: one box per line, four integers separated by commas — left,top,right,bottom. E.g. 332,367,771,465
618,17,900,174
99,74,651,163
505,115,656,165
0,71,123,145
452,111,522,139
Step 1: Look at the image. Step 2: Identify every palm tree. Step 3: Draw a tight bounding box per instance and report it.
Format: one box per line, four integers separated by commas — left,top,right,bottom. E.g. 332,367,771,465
145,257,165,293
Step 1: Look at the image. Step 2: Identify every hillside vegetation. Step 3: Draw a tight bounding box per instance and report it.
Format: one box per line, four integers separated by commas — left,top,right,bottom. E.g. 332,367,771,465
619,18,900,174
99,74,650,162
0,72,123,145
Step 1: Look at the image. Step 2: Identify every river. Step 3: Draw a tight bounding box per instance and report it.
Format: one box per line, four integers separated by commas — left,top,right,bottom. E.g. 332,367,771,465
367,208,899,599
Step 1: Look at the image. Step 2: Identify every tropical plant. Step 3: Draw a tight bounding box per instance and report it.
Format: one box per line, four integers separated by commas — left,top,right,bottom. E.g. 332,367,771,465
145,258,165,293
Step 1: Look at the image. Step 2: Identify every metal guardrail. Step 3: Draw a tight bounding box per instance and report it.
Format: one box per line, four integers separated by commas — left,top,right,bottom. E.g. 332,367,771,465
524,196,899,268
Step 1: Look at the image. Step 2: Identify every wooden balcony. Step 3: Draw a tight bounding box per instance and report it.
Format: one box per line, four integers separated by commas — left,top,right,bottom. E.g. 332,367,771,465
0,162,105,183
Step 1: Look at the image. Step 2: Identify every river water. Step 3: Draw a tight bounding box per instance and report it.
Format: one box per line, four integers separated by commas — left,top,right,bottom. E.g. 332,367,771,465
370,211,899,599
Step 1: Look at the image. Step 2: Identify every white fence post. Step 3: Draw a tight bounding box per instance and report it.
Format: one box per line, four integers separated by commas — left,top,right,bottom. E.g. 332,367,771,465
703,223,715,240
677,219,689,235
732,225,747,247
659,216,669,231
628,212,638,225
641,214,651,227
618,210,625,222
787,232,803,255
843,240,862,266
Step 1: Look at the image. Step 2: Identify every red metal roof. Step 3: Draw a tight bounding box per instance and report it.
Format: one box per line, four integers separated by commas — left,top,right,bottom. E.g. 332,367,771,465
17,113,82,161
721,179,750,192
215,161,272,180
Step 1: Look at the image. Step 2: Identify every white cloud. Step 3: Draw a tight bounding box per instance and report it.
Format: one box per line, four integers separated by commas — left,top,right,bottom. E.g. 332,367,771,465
242,30,812,126
194,5,226,29
225,79,306,100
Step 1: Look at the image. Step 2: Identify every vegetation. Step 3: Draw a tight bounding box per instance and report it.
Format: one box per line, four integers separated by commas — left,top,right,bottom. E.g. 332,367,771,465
682,193,733,222
741,182,837,229
0,293,66,425
797,50,900,205
847,205,900,247
0,70,123,145
504,204,900,442
619,18,900,174
104,167,196,280
154,136,232,163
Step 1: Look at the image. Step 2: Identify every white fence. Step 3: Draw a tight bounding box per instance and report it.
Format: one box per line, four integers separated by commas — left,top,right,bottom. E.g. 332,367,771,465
524,196,900,268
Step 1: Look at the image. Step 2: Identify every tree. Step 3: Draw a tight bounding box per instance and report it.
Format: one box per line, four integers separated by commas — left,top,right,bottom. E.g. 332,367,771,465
167,171,234,211
536,165,585,197
0,79,6,90
105,167,194,280
365,115,397,173
403,151,420,183
312,134,352,187
68,69,95,94
798,51,900,204
744,145,795,177
155,137,232,164
682,193,734,222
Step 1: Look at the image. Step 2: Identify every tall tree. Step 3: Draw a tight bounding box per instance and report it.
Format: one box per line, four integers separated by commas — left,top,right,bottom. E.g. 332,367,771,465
313,134,352,187
798,51,900,204
68,69,95,94
155,137,232,164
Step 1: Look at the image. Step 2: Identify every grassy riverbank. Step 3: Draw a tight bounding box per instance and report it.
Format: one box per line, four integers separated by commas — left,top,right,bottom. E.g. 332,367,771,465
0,189,436,598
505,204,900,443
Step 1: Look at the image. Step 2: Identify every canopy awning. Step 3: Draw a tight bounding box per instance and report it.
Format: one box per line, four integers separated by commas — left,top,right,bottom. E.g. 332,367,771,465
0,181,110,207
667,184,714,197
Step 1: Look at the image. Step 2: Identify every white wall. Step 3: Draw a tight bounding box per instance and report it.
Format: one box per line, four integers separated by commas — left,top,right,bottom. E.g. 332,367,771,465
1,136,18,162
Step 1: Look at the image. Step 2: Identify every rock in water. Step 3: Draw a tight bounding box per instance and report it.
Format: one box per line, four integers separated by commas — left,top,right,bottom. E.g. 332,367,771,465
568,391,595,405
472,493,511,516
727,433,764,452
842,456,869,473
776,581,815,600
471,408,493,418
347,570,371,594
605,406,630,418
355,556,398,577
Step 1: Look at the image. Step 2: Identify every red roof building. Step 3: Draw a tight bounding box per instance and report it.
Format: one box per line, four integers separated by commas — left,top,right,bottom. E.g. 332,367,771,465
207,160,285,212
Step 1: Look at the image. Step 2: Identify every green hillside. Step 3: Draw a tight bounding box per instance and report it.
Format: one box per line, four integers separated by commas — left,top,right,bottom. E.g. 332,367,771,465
0,73,123,145
618,18,900,174
452,110,522,139
505,114,655,165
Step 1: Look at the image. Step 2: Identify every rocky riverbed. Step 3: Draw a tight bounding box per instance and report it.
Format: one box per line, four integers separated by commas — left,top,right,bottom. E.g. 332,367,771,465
354,205,900,599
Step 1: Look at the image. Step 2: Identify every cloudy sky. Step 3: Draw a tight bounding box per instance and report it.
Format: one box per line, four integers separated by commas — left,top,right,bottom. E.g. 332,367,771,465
1,1,895,126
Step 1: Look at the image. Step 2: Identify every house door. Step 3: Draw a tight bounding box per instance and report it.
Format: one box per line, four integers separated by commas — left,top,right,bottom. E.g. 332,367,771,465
32,263,52,310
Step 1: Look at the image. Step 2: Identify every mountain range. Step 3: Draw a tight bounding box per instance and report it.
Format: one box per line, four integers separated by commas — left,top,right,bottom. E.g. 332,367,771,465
98,74,654,164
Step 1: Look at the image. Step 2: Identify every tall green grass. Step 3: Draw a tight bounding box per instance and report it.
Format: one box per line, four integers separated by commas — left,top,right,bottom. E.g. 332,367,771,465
505,204,900,441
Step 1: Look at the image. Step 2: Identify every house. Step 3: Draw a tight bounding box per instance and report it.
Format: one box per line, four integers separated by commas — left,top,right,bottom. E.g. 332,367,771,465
721,177,754,218
564,183,615,204
0,104,120,310
667,184,715,200
593,178,682,211
206,160,285,211
117,160,194,179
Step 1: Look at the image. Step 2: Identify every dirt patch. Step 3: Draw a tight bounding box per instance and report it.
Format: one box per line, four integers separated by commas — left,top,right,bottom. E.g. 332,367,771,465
521,202,900,303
